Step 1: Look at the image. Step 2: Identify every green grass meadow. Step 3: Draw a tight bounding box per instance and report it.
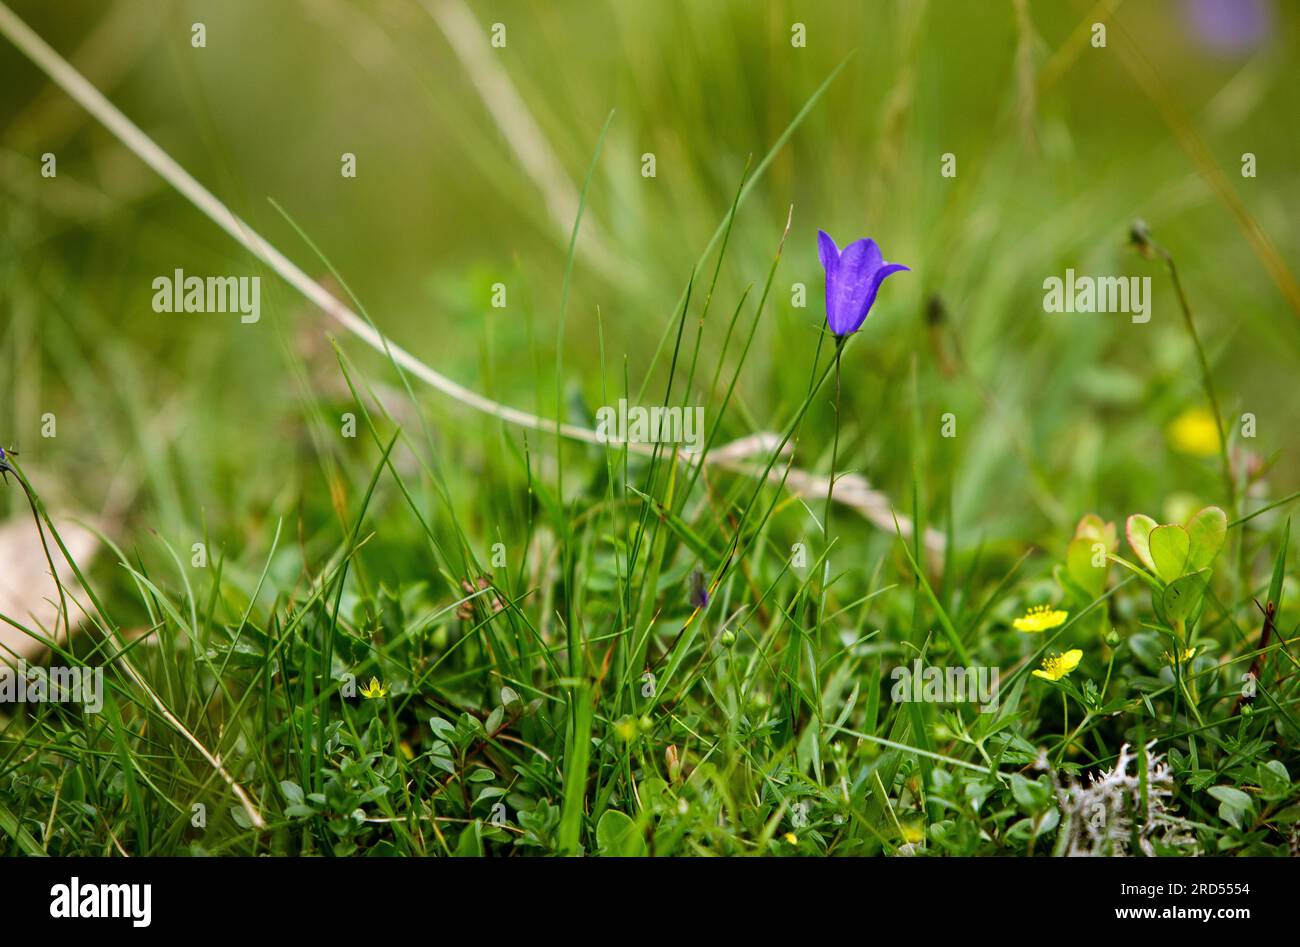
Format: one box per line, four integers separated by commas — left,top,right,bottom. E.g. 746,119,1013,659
1,0,1299,859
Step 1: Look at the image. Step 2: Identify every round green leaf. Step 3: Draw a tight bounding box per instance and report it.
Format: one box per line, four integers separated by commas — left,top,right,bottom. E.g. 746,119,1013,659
1208,785,1253,829
1208,785,1253,809
596,809,647,856
1066,536,1107,598
1259,760,1291,801
1148,524,1190,583
1125,514,1158,572
1161,570,1207,624
1185,506,1227,571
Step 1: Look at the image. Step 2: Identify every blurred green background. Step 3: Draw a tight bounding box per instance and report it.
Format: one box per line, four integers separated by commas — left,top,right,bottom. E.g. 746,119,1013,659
1,0,1297,581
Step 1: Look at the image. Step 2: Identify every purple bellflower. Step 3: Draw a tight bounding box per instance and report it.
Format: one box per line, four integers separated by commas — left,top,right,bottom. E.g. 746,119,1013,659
817,231,909,336
1187,0,1271,54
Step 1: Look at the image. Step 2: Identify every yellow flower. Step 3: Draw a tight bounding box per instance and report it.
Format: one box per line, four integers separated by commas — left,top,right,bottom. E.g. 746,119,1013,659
359,677,388,699
783,832,798,845
1165,647,1196,665
1033,649,1083,681
1013,605,1069,633
1167,407,1221,457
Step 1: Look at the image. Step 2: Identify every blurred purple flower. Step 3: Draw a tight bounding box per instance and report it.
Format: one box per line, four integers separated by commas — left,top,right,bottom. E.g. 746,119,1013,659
1187,0,1271,54
688,568,709,609
818,231,909,336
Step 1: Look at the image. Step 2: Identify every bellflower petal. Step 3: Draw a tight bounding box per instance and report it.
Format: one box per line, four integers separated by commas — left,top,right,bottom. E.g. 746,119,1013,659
818,231,909,336
858,263,910,325
816,230,840,271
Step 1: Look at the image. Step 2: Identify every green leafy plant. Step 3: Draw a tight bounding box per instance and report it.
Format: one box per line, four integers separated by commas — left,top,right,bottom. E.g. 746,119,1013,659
1116,506,1227,642
1055,513,1118,636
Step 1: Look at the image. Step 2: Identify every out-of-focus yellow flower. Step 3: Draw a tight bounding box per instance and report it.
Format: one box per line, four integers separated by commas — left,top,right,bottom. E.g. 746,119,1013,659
359,677,388,699
1165,647,1197,665
1033,649,1083,681
1167,407,1221,457
783,832,798,845
1014,605,1069,633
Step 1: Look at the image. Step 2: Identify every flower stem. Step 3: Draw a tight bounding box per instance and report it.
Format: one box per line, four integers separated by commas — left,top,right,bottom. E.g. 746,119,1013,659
823,336,847,554
1057,691,1069,766
1157,247,1235,513
1139,224,1249,611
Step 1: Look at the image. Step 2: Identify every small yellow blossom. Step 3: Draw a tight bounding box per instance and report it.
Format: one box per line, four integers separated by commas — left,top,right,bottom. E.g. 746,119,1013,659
1167,407,1221,457
1033,649,1083,682
1013,605,1069,633
783,832,798,845
359,677,388,699
1165,647,1197,665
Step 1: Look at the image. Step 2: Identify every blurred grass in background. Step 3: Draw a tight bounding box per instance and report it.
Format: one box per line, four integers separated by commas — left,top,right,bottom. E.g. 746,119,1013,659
1,0,1297,591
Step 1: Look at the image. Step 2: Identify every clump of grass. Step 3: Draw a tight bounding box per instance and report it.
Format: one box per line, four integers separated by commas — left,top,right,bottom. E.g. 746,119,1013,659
3,192,1298,855
2,2,1299,859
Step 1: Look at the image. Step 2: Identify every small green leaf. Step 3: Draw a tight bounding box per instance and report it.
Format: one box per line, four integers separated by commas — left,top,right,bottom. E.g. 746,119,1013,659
1148,524,1190,582
1126,514,1159,572
1010,773,1033,808
1010,773,1050,811
1185,506,1227,571
1162,570,1208,624
1066,537,1106,599
1208,785,1253,830
1208,786,1251,808
1259,761,1290,801
454,821,484,857
596,809,647,856
1274,805,1300,824
1127,631,1168,674
638,777,669,813
1074,514,1108,544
